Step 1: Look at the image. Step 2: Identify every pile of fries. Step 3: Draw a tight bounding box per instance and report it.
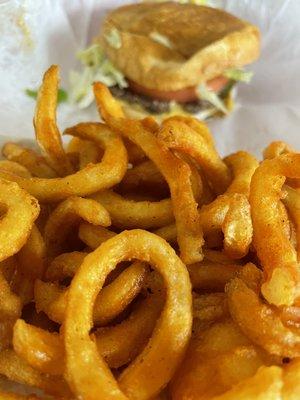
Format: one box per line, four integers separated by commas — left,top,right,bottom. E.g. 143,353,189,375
0,65,300,399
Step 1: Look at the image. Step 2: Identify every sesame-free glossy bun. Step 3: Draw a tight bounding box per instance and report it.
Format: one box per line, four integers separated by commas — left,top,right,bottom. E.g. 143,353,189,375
99,2,260,91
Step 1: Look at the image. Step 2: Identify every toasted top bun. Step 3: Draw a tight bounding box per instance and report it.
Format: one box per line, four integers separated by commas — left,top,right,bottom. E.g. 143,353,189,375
99,2,260,91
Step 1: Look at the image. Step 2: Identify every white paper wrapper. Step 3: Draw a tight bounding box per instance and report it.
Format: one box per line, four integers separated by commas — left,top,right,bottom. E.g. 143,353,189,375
0,0,299,396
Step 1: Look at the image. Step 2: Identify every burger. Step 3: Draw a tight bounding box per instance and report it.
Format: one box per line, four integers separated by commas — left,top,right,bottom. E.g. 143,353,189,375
70,1,260,120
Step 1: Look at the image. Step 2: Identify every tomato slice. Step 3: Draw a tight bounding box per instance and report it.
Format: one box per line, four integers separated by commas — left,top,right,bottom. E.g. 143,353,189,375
127,76,229,103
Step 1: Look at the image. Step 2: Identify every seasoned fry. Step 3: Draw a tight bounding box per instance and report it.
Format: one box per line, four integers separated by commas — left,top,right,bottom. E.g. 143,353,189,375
11,225,46,305
0,272,21,324
222,194,253,259
0,392,40,400
0,349,71,397
44,196,111,257
263,141,295,160
2,143,57,178
159,116,231,194
35,261,147,325
193,293,229,322
0,123,128,202
171,319,271,400
0,180,39,262
226,264,300,357
78,139,102,169
95,83,203,264
0,160,32,178
78,223,115,249
224,151,259,196
33,65,73,176
2,66,300,398
153,224,177,244
210,366,282,400
120,160,168,195
17,225,46,280
188,262,240,291
64,230,192,400
92,190,173,229
13,319,64,376
282,185,300,259
45,251,87,281
250,154,300,306
13,293,162,375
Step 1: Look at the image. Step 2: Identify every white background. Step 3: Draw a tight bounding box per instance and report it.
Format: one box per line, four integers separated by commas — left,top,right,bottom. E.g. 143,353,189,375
0,0,299,158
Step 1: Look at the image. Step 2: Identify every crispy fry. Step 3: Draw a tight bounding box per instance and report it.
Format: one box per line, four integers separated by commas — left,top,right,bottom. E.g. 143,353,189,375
0,123,128,202
250,154,300,306
2,67,300,398
78,139,102,169
92,190,173,229
263,141,295,160
0,349,71,398
124,138,147,165
224,151,259,196
95,293,163,369
282,358,300,399
188,262,240,291
159,116,231,194
0,320,16,351
64,229,192,400
13,293,162,375
78,223,115,249
120,160,168,195
44,196,111,257
222,194,253,259
210,366,282,400
35,261,147,325
0,392,40,400
33,65,73,176
153,224,177,244
226,264,300,358
79,223,178,250
0,180,39,262
9,225,47,305
204,249,240,264
118,152,255,258
0,161,32,178
2,143,57,178
13,319,64,376
282,185,300,259
193,293,229,322
45,251,87,281
17,225,46,280
263,142,300,189
94,82,125,120
0,271,22,321
94,84,203,264
171,319,271,400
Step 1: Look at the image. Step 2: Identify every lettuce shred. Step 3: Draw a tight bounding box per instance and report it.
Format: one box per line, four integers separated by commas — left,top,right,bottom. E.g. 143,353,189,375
69,44,127,108
196,83,228,115
224,68,253,83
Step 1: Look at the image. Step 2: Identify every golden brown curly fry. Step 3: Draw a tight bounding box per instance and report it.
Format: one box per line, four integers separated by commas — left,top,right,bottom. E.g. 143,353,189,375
94,83,203,264
158,116,231,194
33,65,73,176
35,261,147,325
250,154,300,306
226,264,300,358
44,196,111,257
0,123,128,202
2,142,57,178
